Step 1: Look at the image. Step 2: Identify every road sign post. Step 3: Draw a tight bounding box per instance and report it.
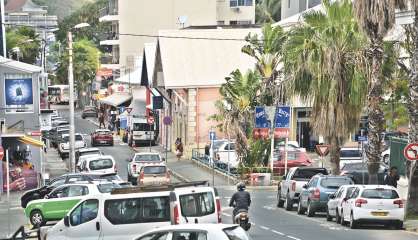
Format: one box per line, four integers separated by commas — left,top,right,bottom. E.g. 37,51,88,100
315,145,330,168
163,116,172,163
209,129,216,186
275,106,291,175
147,116,155,152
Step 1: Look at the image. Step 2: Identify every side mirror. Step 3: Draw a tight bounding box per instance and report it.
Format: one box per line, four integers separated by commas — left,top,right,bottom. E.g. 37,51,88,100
64,215,70,227
302,184,308,189
329,194,335,199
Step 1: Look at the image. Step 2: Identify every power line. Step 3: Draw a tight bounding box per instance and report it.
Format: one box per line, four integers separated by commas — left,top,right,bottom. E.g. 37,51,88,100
119,33,253,42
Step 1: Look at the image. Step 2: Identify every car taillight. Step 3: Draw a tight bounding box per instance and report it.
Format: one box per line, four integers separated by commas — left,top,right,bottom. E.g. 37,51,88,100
291,181,296,192
312,188,320,200
394,199,404,208
216,198,222,223
173,205,180,224
355,198,368,207
114,165,117,173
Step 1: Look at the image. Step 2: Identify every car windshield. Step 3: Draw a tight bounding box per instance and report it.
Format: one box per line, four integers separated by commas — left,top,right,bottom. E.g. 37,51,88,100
320,178,353,189
361,189,399,199
293,169,328,180
134,154,161,162
97,183,121,193
89,159,113,170
133,123,150,131
143,166,166,174
340,150,361,158
223,226,252,240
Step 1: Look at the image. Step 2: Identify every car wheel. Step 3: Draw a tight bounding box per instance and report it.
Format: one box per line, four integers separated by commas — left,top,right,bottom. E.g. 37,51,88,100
350,212,358,229
110,141,114,146
91,141,95,147
340,211,347,226
326,207,332,221
284,193,293,211
307,201,315,217
30,210,45,227
383,155,390,164
395,221,403,230
297,200,305,215
277,191,284,208
336,210,341,224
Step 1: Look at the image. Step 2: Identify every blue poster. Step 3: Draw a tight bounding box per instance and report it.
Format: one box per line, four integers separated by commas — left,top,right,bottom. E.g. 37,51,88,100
5,78,33,105
255,106,270,129
275,106,291,128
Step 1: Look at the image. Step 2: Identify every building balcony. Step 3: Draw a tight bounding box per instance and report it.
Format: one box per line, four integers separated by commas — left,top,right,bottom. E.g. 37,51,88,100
100,54,120,70
99,6,119,22
99,32,119,46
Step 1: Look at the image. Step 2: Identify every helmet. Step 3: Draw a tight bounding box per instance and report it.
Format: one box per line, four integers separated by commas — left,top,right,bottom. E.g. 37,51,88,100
237,182,246,191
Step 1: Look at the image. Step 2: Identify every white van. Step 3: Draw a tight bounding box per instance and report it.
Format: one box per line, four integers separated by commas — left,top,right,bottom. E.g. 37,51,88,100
42,182,221,240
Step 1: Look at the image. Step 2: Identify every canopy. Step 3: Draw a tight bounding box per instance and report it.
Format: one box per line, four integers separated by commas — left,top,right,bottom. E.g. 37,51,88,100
19,136,44,148
99,93,132,107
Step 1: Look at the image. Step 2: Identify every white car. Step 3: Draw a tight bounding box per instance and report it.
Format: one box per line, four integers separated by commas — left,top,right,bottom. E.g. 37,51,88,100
79,155,117,174
341,185,404,229
134,224,251,240
59,133,86,158
127,152,164,184
210,140,239,169
76,154,102,171
277,140,307,152
326,185,357,223
339,147,363,167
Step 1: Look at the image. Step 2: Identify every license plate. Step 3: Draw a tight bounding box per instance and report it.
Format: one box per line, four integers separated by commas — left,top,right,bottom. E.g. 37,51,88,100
371,211,388,216
100,141,106,143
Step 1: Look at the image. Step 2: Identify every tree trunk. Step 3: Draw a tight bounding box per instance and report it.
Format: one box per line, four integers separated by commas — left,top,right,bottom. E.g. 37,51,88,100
328,135,341,175
406,4,418,219
366,42,385,184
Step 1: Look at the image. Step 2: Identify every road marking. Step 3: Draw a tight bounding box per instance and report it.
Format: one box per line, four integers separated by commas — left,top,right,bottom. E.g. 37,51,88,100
286,236,301,240
260,225,270,231
263,205,275,210
271,230,285,236
222,213,232,217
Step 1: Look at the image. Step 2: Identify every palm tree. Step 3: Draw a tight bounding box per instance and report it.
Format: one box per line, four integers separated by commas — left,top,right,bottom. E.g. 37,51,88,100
211,70,261,165
256,0,281,23
284,0,367,174
242,24,287,105
354,0,407,183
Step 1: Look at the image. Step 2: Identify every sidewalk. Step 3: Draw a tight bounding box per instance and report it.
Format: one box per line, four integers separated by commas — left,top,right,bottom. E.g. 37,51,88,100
44,147,68,179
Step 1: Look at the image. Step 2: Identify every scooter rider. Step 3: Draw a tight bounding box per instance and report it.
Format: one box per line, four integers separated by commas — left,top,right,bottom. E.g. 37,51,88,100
229,182,251,223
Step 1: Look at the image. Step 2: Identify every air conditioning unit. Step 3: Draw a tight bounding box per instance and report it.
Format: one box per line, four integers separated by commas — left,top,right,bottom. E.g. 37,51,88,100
231,6,240,12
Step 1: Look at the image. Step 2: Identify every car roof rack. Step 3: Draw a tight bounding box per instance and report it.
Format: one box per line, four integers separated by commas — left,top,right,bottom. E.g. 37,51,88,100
111,181,209,195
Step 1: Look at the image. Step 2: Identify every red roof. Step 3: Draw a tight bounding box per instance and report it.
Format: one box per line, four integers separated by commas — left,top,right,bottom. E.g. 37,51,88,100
5,0,28,12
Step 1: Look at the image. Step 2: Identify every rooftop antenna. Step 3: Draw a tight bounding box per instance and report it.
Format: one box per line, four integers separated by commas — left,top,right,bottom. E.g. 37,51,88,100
178,15,188,29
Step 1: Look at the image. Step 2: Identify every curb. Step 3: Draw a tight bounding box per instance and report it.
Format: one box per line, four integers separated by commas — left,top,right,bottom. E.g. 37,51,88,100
170,170,191,183
190,157,238,183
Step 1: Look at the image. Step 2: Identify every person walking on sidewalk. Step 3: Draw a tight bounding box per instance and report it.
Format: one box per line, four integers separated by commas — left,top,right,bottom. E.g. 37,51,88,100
98,111,105,129
384,166,400,188
175,138,184,161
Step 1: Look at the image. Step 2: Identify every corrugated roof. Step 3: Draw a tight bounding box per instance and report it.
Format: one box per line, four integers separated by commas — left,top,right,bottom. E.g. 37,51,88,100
0,56,42,73
157,28,259,89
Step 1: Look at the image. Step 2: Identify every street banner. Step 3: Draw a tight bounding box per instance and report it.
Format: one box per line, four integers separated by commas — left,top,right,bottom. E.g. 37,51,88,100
255,106,270,129
4,78,34,113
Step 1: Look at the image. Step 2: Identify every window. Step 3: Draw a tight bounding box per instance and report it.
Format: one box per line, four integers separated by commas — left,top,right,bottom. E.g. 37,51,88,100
134,154,161,162
89,159,113,170
70,199,99,226
308,178,318,188
50,186,69,198
68,185,88,197
335,189,343,198
217,21,225,25
138,232,169,240
224,143,235,151
143,166,166,174
133,123,151,131
179,192,215,217
173,232,207,240
223,226,250,240
350,188,360,199
229,20,252,25
230,0,252,7
104,196,170,225
49,177,66,187
67,176,84,183
320,178,353,189
97,183,121,193
345,187,356,198
361,189,399,199
292,168,327,180
340,149,361,158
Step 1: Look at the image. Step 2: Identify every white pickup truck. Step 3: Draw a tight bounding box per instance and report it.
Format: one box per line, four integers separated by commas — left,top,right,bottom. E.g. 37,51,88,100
277,167,328,210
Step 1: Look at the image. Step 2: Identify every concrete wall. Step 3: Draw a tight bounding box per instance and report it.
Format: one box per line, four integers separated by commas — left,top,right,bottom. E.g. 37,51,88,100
216,0,255,24
196,87,222,147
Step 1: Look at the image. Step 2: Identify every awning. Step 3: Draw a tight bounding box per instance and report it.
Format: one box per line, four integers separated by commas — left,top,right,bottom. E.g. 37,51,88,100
19,136,44,148
99,93,132,107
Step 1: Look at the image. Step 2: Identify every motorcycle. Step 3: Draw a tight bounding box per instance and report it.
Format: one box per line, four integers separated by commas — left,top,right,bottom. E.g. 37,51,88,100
234,209,251,231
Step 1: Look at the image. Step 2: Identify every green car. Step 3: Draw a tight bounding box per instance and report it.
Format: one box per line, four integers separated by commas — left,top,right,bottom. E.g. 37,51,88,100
25,183,102,227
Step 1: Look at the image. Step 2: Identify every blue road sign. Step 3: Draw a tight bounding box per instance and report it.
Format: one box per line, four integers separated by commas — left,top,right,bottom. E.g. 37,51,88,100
275,106,291,128
255,106,270,129
209,131,216,141
358,136,368,142
119,106,125,114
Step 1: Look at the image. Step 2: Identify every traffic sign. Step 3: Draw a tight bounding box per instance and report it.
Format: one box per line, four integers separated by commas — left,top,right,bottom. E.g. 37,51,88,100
275,106,291,128
358,136,368,142
126,107,133,114
163,116,172,125
315,144,330,157
0,146,4,161
255,106,270,129
147,116,155,125
209,131,216,141
403,143,418,161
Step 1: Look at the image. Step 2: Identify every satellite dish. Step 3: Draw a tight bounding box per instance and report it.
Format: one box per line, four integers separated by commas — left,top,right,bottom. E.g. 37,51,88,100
178,16,188,26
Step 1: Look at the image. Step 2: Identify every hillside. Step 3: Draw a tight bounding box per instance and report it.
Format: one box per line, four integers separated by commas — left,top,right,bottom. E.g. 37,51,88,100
33,0,95,20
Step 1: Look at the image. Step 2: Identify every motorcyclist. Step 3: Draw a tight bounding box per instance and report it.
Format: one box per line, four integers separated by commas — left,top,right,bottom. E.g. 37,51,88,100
229,182,251,223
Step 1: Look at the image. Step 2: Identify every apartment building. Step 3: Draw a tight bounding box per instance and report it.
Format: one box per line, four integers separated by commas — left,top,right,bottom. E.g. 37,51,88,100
281,0,321,20
99,0,255,74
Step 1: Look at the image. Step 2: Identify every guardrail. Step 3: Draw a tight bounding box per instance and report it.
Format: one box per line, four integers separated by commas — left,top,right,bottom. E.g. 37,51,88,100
191,148,239,178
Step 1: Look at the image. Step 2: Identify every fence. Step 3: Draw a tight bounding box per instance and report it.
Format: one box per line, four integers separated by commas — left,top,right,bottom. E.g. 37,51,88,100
191,148,239,177
390,137,408,176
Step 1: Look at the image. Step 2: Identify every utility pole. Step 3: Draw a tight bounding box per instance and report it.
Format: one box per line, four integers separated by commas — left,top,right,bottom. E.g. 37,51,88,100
67,31,76,173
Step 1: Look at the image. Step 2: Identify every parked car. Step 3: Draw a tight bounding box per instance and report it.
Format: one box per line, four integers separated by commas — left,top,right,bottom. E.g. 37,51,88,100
326,185,357,222
79,155,117,174
81,106,98,119
25,182,118,227
340,162,388,184
91,129,114,146
75,147,102,165
138,164,171,186
49,128,69,148
277,167,328,210
273,151,312,175
297,175,354,217
42,183,222,240
276,140,307,152
127,152,164,184
341,185,404,229
58,133,86,158
52,120,69,128
134,224,251,240
76,154,102,171
339,147,362,167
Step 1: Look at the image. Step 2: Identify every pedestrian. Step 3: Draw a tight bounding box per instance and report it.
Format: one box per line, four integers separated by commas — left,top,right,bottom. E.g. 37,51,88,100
384,166,400,188
98,111,105,129
115,116,121,135
175,138,183,161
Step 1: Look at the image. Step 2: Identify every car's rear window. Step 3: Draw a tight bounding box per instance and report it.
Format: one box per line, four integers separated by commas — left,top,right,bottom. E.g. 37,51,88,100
320,178,353,189
340,150,361,158
179,192,215,217
89,159,113,170
361,189,399,199
97,183,121,193
293,169,328,179
223,226,251,240
97,131,111,135
143,166,166,174
134,154,161,162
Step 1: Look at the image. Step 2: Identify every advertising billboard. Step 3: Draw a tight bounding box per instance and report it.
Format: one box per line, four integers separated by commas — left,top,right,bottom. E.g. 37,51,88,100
4,78,34,113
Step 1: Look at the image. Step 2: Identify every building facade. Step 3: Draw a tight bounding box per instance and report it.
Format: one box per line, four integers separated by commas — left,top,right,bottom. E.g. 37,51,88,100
281,0,321,20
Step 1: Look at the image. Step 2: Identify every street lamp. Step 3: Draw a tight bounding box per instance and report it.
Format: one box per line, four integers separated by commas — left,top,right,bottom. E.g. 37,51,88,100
68,22,90,173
